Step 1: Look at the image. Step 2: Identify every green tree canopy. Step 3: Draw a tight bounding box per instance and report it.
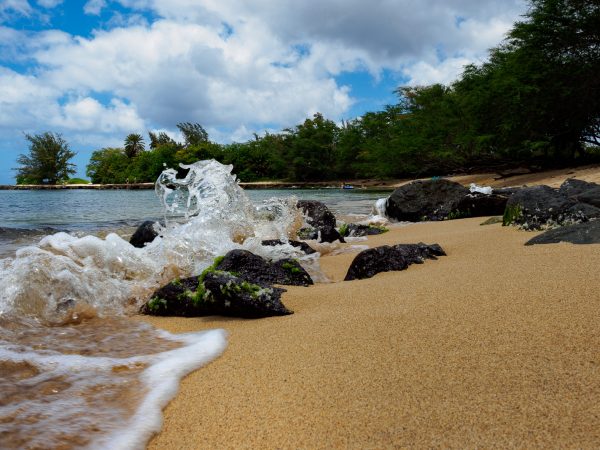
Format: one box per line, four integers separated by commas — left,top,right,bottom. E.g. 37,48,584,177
124,133,145,158
15,132,76,184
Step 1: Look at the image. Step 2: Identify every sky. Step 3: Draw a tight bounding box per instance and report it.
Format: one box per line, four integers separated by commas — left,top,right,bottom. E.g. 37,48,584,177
0,0,528,184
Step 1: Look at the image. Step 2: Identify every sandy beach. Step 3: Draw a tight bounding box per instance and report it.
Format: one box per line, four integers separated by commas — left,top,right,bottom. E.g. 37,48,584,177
140,168,600,449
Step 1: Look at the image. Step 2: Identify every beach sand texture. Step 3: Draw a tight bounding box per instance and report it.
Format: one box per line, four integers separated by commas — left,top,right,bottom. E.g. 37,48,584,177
143,213,600,448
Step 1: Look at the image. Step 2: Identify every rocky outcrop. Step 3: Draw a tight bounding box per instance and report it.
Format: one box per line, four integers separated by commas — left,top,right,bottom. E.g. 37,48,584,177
296,200,345,243
386,179,469,222
129,220,160,248
344,243,446,281
140,271,291,318
525,220,600,245
215,249,313,287
503,180,600,229
297,200,336,228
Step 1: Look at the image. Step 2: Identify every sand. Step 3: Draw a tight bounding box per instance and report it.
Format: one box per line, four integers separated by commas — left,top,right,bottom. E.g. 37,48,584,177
141,169,600,449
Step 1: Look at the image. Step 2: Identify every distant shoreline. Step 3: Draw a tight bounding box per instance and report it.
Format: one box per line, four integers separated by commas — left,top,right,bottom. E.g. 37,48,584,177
2,164,600,191
0,181,395,191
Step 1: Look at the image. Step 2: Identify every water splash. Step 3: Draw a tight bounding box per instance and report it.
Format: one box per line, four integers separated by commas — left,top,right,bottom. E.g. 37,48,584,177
0,160,304,323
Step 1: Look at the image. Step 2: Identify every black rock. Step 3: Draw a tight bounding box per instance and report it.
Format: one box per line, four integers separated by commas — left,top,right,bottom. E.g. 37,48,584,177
140,272,291,318
525,220,600,245
344,243,445,281
216,249,313,286
558,178,598,197
340,224,388,238
130,220,160,248
261,239,317,255
454,193,509,218
297,200,336,228
503,185,578,229
317,225,345,243
575,187,600,208
493,187,523,197
386,179,469,222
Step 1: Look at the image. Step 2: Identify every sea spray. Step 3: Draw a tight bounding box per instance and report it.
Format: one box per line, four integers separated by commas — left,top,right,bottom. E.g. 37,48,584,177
0,159,317,448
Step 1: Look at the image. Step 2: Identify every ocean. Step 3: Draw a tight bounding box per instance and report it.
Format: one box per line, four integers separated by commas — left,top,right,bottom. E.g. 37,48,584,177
0,161,390,449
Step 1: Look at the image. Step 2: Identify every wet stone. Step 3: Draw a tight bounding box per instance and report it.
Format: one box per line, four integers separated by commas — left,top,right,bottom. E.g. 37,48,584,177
344,243,446,281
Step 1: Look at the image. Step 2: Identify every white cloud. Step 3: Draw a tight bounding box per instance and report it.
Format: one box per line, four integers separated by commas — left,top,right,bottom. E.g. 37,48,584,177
0,0,33,21
36,0,62,8
0,0,528,154
83,0,106,15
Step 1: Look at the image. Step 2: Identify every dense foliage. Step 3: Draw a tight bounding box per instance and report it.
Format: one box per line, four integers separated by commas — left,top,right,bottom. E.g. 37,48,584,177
84,0,599,184
15,132,76,184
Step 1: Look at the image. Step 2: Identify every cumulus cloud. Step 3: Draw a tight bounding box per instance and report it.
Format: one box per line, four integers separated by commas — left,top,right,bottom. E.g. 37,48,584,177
83,0,106,15
0,0,527,155
36,0,62,8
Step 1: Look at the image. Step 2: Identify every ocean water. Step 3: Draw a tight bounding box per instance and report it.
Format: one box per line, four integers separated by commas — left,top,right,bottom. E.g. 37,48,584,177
0,161,390,449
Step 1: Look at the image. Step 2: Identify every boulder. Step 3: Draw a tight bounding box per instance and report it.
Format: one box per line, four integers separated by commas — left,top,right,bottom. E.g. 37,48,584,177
297,200,336,228
317,225,345,243
558,178,598,197
454,193,509,217
261,239,317,255
296,225,345,244
525,220,600,245
503,184,600,229
215,249,313,286
385,179,469,222
344,243,445,281
140,272,290,318
340,224,388,238
129,220,160,248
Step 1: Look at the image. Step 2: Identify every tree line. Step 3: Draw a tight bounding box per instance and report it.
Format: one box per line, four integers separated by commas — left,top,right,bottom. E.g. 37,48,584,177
15,0,600,185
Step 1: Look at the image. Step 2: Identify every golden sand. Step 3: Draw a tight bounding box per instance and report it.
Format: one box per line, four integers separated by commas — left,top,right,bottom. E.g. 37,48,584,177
142,210,600,448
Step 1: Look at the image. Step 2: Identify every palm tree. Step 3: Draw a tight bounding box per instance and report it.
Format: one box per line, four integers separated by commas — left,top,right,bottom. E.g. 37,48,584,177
124,133,145,158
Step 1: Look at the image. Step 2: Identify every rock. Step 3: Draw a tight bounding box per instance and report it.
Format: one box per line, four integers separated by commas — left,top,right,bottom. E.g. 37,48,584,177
502,185,578,229
525,220,600,245
317,225,345,243
261,239,317,255
340,224,388,238
344,243,445,281
216,249,313,286
129,220,160,248
577,187,600,208
385,179,469,222
454,193,509,218
297,200,336,228
140,272,291,318
558,178,598,197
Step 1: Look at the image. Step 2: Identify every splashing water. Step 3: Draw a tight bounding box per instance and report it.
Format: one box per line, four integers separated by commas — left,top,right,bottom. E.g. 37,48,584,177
0,159,315,449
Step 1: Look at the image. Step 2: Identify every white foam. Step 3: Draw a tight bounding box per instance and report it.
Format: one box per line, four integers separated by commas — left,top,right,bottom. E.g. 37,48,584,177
91,329,227,450
0,160,305,323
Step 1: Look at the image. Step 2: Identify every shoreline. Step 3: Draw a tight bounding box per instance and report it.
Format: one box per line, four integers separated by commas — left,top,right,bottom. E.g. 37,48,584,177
141,217,600,448
2,163,599,190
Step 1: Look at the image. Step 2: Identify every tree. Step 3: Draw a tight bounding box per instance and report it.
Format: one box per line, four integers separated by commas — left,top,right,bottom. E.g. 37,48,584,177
86,147,130,184
177,122,209,147
124,133,145,158
148,131,177,149
15,132,76,184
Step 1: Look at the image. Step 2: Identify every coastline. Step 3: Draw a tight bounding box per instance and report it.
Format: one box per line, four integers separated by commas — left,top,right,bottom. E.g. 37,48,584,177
141,216,600,448
2,163,599,190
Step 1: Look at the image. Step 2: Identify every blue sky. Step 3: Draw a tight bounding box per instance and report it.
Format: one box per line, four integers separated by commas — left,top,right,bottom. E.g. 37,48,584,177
0,0,526,184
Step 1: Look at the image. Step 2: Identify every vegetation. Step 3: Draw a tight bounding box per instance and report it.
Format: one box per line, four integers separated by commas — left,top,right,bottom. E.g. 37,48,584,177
65,178,91,184
15,132,76,184
82,0,598,185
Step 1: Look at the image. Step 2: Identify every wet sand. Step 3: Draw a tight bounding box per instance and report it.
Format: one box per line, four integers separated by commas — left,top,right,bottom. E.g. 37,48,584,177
142,214,600,448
